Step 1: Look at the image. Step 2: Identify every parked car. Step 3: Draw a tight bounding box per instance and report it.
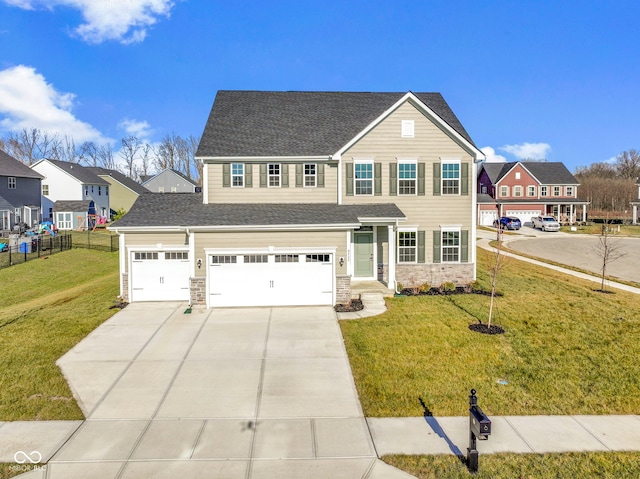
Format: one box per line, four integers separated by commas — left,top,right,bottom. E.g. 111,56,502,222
531,215,560,231
494,216,522,230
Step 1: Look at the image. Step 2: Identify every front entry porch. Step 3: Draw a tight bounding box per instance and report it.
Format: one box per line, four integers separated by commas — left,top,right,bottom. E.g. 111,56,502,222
349,224,397,291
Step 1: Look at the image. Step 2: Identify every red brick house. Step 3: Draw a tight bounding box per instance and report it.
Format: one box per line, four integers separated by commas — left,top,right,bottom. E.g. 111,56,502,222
477,161,589,226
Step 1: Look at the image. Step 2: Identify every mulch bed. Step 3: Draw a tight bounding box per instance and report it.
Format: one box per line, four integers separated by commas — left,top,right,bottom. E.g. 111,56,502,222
399,287,501,297
469,323,505,335
334,298,364,312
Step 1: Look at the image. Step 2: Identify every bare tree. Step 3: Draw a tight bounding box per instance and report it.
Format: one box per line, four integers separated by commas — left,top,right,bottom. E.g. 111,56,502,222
155,133,179,171
139,142,155,178
79,141,100,166
615,149,640,180
97,143,117,170
119,135,142,179
486,229,509,328
593,222,627,292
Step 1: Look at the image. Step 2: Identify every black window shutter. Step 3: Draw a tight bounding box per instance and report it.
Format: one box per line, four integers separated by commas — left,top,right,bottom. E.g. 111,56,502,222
222,163,230,188
432,231,441,263
346,163,354,196
389,163,397,196
433,162,441,195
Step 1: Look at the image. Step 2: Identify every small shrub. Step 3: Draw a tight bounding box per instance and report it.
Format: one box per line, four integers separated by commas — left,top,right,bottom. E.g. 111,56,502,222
441,282,456,293
419,282,430,293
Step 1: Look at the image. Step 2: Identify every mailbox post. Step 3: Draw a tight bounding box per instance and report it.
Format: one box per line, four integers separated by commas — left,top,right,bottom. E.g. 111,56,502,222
467,389,491,473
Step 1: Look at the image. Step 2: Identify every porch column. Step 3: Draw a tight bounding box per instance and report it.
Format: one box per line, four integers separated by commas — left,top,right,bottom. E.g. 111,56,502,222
633,205,638,225
388,224,396,291
582,204,587,223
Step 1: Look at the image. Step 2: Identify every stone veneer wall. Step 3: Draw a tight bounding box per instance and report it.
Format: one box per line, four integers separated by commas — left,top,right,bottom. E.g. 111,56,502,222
121,273,129,302
396,263,475,289
335,274,351,304
190,277,207,306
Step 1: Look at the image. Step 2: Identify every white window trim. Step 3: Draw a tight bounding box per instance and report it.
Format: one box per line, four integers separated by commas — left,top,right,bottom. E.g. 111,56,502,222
268,163,281,188
441,158,461,196
401,120,415,138
303,163,316,188
553,186,561,196
566,186,574,197
541,186,548,196
231,163,244,188
397,159,417,196
397,228,418,264
527,185,536,197
500,185,509,197
8,177,16,189
513,185,523,197
441,226,461,264
354,159,374,196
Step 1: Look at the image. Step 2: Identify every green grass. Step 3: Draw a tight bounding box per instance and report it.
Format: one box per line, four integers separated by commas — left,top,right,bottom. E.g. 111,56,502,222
561,223,640,236
69,230,117,250
0,249,120,420
384,452,640,479
340,248,640,417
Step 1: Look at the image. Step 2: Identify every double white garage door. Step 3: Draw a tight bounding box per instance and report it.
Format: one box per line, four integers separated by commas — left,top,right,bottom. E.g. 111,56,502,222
209,253,334,307
129,250,334,307
504,210,541,227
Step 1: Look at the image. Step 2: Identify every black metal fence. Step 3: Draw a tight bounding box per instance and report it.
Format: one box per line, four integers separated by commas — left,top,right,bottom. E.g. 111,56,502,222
0,234,72,269
0,232,119,270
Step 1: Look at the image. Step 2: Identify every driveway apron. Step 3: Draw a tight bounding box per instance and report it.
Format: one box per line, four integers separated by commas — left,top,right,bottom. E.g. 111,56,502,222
44,303,404,479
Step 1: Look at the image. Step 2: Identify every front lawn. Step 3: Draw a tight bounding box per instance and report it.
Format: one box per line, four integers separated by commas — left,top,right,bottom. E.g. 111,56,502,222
561,223,640,236
340,248,640,417
0,249,120,420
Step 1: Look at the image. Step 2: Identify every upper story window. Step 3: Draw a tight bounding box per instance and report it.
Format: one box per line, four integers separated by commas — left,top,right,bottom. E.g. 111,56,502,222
441,160,460,195
541,186,548,196
98,186,102,196
398,160,417,195
553,186,561,196
401,120,415,138
304,163,316,187
500,185,509,197
515,172,521,180
232,163,244,187
268,163,280,187
158,186,165,193
84,186,89,196
398,230,417,263
8,177,16,189
354,161,373,195
527,185,536,197
566,186,574,196
106,186,109,196
171,186,177,192
442,229,460,263
42,184,49,196
513,186,523,197
481,185,487,194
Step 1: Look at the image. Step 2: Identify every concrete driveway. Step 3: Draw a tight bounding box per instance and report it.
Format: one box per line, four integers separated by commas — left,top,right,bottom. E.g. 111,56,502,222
41,303,411,479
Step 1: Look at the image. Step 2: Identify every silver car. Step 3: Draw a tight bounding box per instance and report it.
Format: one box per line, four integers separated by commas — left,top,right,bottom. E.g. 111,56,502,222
531,215,560,232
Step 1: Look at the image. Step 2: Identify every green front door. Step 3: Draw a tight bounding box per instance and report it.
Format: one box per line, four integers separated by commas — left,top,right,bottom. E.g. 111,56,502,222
354,232,374,277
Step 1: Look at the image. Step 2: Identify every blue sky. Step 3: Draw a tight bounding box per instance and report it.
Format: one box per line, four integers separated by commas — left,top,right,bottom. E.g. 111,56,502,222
1,0,639,172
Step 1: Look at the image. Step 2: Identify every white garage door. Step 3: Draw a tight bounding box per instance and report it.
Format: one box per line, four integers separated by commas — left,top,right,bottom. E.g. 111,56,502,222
209,253,333,307
505,210,542,227
130,251,190,302
479,210,498,226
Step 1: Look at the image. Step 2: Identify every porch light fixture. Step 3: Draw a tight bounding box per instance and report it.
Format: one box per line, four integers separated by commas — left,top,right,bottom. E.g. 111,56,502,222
339,257,344,267
197,258,202,269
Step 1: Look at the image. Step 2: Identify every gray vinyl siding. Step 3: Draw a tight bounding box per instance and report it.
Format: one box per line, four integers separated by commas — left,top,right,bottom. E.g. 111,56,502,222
341,101,474,263
207,162,338,203
193,230,348,277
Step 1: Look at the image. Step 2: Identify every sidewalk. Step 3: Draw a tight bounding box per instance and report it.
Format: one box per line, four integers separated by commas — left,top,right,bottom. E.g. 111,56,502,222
368,415,640,456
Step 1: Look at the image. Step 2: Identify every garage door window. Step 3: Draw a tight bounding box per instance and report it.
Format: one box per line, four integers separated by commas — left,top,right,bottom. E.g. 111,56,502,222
275,254,298,263
135,252,158,260
212,255,237,264
167,252,188,260
306,254,330,262
244,255,268,263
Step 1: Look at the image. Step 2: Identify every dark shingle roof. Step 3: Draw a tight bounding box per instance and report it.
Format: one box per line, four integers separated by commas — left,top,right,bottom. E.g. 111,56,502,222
86,167,148,195
54,200,91,212
477,193,496,204
111,193,405,228
481,161,579,185
196,91,476,158
45,160,109,186
0,194,15,210
0,149,43,179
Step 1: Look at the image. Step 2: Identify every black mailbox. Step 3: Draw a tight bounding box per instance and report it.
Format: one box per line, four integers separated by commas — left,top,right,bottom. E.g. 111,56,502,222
470,405,491,439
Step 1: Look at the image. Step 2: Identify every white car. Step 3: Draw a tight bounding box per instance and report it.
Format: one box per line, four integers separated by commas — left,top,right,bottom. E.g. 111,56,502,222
531,215,560,232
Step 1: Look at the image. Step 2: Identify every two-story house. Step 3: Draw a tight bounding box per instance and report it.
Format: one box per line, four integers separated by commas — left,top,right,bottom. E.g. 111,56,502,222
87,167,149,215
0,149,43,232
141,169,199,193
631,177,640,225
477,161,589,227
110,91,485,307
31,159,110,230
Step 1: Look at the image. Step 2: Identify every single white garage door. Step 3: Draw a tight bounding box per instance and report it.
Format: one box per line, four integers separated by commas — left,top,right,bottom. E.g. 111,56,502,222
479,210,498,226
505,210,542,227
209,253,333,307
130,251,190,302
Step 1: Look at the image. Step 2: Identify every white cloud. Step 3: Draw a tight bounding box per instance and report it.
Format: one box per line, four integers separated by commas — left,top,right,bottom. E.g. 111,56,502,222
0,65,108,144
499,142,551,160
3,0,175,44
118,118,153,139
480,146,507,163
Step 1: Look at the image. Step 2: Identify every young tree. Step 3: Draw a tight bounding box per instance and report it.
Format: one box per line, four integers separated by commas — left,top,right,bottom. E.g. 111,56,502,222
593,223,627,292
486,229,509,329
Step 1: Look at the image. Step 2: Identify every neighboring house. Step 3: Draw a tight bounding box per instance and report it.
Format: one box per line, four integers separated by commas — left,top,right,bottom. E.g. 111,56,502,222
477,161,589,226
0,149,43,232
141,168,198,193
631,177,640,225
87,167,148,215
110,90,485,307
31,159,110,230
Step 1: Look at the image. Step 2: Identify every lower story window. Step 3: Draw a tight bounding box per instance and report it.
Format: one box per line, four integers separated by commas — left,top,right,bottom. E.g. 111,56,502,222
398,231,417,263
442,230,460,262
